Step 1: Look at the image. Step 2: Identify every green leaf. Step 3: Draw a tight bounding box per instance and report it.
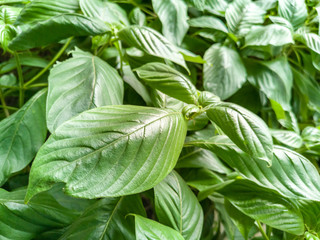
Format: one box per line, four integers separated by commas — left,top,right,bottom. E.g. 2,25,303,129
245,24,294,47
117,26,189,72
269,16,293,31
184,0,206,11
186,136,320,201
246,57,293,111
60,195,146,240
203,44,246,100
46,48,123,133
129,7,146,26
154,171,204,240
188,16,228,33
225,199,254,240
0,5,21,24
216,179,305,235
9,13,109,51
79,0,129,26
0,55,49,74
206,102,273,163
15,0,79,24
292,68,320,112
225,0,266,36
278,0,307,30
176,146,231,174
133,215,185,240
135,62,198,104
26,106,187,201
152,0,188,46
0,188,81,239
295,33,320,55
0,89,47,186
270,129,303,148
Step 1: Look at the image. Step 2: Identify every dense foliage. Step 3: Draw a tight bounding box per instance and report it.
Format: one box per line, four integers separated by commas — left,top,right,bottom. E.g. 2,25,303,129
1,0,320,239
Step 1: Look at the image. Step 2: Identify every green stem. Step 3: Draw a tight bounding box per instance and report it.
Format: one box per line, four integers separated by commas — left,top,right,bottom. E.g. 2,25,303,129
14,52,24,108
0,105,18,111
257,221,270,240
0,85,19,89
0,89,10,117
25,83,48,89
114,40,124,74
24,37,73,87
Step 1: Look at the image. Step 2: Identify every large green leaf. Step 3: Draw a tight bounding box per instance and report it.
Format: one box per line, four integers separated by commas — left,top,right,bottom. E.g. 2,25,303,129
186,136,320,201
203,44,246,100
245,24,293,47
9,13,109,50
15,0,79,24
154,171,204,240
117,26,188,72
0,188,81,240
46,49,123,133
225,0,265,36
246,57,293,111
188,16,228,33
26,106,187,201
135,62,198,104
60,195,146,240
184,0,206,11
206,102,273,163
79,0,129,26
0,89,47,186
278,0,307,30
133,215,185,240
152,0,188,46
216,179,305,235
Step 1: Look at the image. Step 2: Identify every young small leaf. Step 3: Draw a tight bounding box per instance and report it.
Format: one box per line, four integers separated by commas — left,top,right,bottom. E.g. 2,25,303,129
135,62,198,104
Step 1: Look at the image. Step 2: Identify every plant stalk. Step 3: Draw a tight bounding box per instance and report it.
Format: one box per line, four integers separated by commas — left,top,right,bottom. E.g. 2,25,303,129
14,52,24,108
257,221,270,240
0,89,10,117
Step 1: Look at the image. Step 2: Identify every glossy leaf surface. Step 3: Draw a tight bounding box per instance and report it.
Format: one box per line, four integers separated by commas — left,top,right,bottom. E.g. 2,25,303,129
26,106,187,201
154,171,204,240
46,49,123,133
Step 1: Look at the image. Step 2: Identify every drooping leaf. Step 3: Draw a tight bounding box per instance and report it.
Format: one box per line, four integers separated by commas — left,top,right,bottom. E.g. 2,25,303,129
292,68,320,112
246,57,293,111
154,171,204,240
60,195,146,240
206,102,273,163
9,13,110,50
186,136,320,201
135,62,198,104
225,0,266,36
224,199,254,240
133,215,185,240
46,48,123,133
245,24,293,47
270,129,303,148
0,89,47,186
278,0,307,30
188,16,228,33
216,179,305,235
15,0,79,24
203,44,246,100
152,0,189,46
79,0,129,26
0,188,82,240
129,7,146,26
26,106,187,201
117,26,189,72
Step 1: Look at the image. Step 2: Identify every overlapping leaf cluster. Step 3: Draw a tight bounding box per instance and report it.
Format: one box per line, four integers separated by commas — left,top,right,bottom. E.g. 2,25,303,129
1,0,320,239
